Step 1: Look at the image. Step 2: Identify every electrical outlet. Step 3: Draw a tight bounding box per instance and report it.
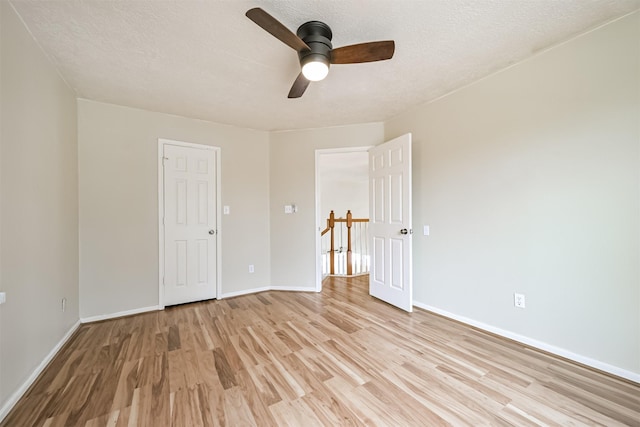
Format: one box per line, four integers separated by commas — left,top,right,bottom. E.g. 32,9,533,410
514,293,526,309
248,264,255,273
0,292,6,305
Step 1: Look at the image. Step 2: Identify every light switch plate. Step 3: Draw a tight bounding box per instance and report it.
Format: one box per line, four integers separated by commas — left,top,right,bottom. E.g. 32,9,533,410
423,225,430,236
0,292,6,305
223,206,230,215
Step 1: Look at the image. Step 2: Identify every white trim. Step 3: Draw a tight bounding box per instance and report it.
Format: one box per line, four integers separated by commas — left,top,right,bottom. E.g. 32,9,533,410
314,146,373,293
220,285,318,299
413,301,640,384
157,138,222,309
0,320,81,423
269,286,318,293
158,141,165,308
315,151,322,293
159,138,219,151
220,287,271,299
80,305,161,323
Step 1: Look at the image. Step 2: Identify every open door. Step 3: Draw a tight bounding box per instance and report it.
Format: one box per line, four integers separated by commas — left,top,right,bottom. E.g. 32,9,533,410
369,133,412,312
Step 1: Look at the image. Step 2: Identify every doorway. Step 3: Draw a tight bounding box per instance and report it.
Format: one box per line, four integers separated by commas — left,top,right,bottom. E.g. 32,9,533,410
314,134,413,312
315,147,370,291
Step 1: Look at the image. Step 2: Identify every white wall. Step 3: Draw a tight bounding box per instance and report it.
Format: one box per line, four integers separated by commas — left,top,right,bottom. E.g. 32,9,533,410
269,123,384,289
0,1,79,413
78,100,271,318
385,12,640,376
318,151,369,220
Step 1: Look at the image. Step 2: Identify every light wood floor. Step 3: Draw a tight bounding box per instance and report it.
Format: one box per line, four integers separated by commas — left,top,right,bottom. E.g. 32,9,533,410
2,275,639,426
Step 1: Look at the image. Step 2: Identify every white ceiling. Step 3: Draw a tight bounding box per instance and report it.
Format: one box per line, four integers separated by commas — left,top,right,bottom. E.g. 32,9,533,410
9,0,639,131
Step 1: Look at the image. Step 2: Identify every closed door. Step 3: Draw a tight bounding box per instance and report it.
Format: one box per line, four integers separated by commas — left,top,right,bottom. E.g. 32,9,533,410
369,133,413,312
162,143,218,306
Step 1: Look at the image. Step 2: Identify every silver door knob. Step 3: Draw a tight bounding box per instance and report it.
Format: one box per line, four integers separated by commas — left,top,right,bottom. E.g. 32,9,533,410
208,229,215,235
400,228,408,235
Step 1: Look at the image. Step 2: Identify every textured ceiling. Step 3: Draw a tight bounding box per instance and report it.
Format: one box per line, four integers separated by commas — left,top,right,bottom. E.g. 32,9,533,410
9,0,640,131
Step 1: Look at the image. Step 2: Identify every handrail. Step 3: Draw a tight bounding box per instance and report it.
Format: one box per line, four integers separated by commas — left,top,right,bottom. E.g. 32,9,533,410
320,210,369,276
320,219,330,236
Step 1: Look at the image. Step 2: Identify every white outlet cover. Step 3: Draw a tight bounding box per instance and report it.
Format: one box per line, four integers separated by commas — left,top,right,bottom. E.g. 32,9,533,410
284,205,293,214
223,205,230,215
423,225,430,236
0,292,6,304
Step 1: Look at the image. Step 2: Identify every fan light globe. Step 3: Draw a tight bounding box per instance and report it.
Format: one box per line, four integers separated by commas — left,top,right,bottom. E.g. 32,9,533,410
302,60,329,81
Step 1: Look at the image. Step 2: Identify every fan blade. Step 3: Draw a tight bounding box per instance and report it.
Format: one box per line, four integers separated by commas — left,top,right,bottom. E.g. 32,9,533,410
288,73,310,98
246,8,310,52
330,41,395,64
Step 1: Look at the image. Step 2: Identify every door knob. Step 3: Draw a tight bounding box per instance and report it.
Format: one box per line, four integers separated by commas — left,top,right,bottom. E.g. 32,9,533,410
400,228,408,235
208,229,216,235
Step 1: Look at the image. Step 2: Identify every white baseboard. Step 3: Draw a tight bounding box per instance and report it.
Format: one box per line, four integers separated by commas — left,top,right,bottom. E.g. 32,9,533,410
0,320,81,423
219,286,271,299
269,285,318,292
80,305,160,323
220,285,317,299
413,301,640,384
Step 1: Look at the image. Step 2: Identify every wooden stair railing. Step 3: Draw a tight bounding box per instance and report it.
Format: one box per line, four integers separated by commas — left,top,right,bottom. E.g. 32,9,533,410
320,210,369,275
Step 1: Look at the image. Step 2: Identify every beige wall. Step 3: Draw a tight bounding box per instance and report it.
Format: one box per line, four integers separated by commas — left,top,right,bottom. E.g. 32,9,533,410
0,1,79,411
269,123,384,288
386,12,640,374
319,151,369,220
78,100,270,318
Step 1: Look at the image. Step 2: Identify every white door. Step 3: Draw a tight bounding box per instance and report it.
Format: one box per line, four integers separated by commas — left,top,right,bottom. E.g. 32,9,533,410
162,143,218,306
369,134,412,312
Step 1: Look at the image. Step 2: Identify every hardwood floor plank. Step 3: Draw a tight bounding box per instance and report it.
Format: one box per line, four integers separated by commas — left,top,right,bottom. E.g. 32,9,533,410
110,359,140,410
236,367,281,423
222,387,257,427
379,368,471,426
2,274,638,426
41,413,69,427
212,348,238,390
268,398,324,427
113,406,130,427
83,409,118,427
300,389,364,427
167,325,181,352
322,375,377,425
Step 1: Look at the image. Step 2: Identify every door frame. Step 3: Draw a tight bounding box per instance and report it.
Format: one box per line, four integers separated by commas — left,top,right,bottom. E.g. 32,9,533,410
314,146,372,292
157,138,222,309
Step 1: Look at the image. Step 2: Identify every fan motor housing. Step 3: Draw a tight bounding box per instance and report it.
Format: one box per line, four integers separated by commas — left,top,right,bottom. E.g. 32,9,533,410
297,21,333,65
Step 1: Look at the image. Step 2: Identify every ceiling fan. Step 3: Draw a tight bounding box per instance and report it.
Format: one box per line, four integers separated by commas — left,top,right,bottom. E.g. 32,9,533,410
246,7,395,98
